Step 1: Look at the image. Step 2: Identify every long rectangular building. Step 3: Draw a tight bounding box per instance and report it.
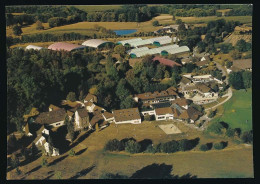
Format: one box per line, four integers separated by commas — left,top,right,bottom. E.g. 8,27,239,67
113,108,141,124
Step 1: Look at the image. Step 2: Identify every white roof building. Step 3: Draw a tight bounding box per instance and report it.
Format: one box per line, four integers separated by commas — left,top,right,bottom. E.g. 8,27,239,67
82,39,113,48
117,38,143,46
25,45,44,51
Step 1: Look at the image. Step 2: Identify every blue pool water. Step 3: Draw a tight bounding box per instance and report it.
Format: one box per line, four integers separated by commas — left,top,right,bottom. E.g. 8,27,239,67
113,29,137,35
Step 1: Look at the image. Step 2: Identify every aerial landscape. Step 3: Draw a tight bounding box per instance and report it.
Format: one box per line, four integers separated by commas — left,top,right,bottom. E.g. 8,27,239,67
6,4,253,179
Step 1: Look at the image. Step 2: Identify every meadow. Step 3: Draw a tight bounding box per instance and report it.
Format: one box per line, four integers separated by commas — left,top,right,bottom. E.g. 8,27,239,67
7,120,253,179
212,89,252,132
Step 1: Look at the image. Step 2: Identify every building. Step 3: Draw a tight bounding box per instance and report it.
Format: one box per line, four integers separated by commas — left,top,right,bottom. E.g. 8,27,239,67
154,107,174,121
113,108,141,124
49,104,60,112
74,108,89,131
84,93,98,104
195,60,209,68
171,98,191,109
34,135,60,156
133,87,179,104
84,101,106,113
152,56,182,68
180,76,193,86
25,45,44,51
82,39,113,48
102,112,114,123
117,38,143,46
48,42,87,52
34,108,67,128
177,107,202,123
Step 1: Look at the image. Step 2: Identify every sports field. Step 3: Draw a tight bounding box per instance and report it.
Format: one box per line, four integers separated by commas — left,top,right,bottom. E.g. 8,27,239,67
213,89,252,131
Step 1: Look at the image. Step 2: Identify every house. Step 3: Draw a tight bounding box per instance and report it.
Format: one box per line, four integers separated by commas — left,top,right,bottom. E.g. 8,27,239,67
102,112,114,123
177,107,202,123
36,125,50,136
171,98,191,109
180,76,193,86
195,60,209,68
34,135,60,156
181,57,192,65
48,104,60,112
152,56,182,68
133,87,179,104
154,107,174,121
84,101,106,113
113,108,141,124
34,108,67,128
89,114,107,130
74,108,89,131
84,93,98,103
230,59,252,72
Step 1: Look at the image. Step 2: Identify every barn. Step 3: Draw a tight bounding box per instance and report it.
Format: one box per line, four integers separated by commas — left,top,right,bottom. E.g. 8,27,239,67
48,42,87,52
82,39,114,48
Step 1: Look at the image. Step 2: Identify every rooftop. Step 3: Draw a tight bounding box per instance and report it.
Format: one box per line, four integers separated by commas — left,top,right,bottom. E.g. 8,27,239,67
152,56,182,68
155,107,174,115
231,59,252,71
113,108,141,122
35,108,67,125
48,42,86,52
82,39,112,48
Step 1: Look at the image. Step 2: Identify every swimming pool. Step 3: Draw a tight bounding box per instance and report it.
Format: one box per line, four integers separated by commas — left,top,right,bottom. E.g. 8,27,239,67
113,29,137,35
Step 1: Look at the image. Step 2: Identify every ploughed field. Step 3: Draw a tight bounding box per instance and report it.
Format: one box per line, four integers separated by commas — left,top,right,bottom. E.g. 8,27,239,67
7,120,253,179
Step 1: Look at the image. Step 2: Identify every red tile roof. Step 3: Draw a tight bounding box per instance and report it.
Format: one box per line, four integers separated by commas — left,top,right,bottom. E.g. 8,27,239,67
48,42,86,52
152,56,182,68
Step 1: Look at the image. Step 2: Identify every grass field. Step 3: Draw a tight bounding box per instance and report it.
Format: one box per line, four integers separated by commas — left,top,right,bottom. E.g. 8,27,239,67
7,120,253,179
212,89,252,132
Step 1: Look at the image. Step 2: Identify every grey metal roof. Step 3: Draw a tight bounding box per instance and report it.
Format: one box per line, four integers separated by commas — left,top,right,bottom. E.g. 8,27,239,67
82,39,112,48
25,45,43,50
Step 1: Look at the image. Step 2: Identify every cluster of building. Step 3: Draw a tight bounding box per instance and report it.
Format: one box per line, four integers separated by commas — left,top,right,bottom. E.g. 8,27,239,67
22,86,203,156
178,74,223,104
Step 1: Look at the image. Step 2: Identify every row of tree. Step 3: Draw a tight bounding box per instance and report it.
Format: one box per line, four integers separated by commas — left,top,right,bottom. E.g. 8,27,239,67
228,70,252,90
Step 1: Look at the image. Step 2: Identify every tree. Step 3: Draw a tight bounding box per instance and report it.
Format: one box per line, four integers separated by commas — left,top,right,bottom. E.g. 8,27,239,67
89,86,98,95
152,20,159,26
125,140,141,154
176,19,182,25
242,71,252,89
104,139,124,151
213,142,225,150
12,25,23,36
65,115,75,141
241,130,253,144
178,22,186,32
164,70,170,78
66,92,76,102
225,60,233,68
230,50,241,60
235,39,247,52
120,95,136,109
207,122,225,135
36,20,44,30
114,45,126,57
228,72,244,89
208,109,217,118
200,144,209,151
161,140,179,153
219,43,233,54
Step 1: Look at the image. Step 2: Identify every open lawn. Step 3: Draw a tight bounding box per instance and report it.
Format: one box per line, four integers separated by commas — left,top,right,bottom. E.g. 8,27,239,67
7,120,253,179
212,89,252,132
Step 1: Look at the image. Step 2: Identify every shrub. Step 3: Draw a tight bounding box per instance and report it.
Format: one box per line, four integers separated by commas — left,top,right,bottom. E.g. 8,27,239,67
104,139,124,151
54,171,62,179
208,109,217,118
241,130,253,144
226,128,235,137
125,140,141,154
41,157,48,167
200,144,209,151
69,149,75,156
178,139,194,151
207,122,225,135
161,140,179,153
145,144,156,153
152,20,159,26
213,142,224,150
144,114,152,121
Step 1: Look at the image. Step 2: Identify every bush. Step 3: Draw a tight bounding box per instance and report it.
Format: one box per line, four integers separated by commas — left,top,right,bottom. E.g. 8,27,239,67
161,140,179,153
241,130,253,144
145,144,156,153
66,92,76,102
226,128,235,137
207,122,225,135
144,114,152,121
200,144,209,151
104,139,124,151
213,142,224,150
41,157,48,167
69,149,75,156
125,140,141,154
152,20,159,26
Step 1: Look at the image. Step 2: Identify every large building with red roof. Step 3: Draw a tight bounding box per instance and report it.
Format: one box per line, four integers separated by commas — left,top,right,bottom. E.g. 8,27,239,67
152,56,182,68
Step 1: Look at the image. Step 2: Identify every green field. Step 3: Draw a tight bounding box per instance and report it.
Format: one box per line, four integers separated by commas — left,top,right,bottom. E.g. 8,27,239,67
213,89,252,131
